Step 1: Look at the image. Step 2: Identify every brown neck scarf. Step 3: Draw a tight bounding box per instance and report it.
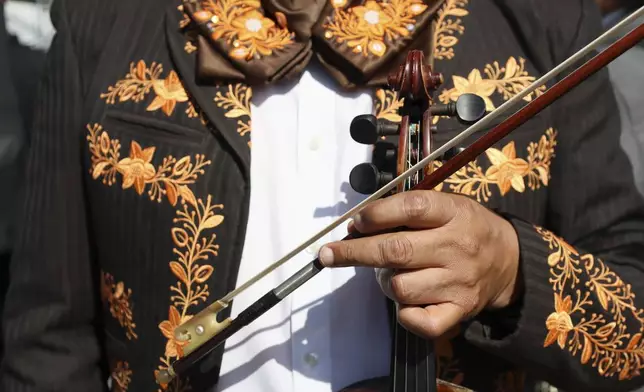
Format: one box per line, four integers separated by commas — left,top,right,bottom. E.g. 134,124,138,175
182,0,445,89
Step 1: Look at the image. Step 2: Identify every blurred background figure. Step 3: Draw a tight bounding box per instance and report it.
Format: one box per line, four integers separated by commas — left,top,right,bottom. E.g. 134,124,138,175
0,0,54,357
596,0,644,196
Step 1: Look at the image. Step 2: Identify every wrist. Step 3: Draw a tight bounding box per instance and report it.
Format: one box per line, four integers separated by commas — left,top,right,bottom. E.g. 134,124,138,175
487,215,523,310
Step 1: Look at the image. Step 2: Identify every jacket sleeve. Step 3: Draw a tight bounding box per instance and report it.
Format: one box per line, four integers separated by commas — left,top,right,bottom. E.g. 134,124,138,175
464,3,644,392
0,0,106,390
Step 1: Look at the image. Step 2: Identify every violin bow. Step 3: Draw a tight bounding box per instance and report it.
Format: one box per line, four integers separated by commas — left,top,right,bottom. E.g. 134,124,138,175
156,6,644,384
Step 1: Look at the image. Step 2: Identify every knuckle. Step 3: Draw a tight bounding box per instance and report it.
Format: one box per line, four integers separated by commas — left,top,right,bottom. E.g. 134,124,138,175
389,274,407,302
458,233,481,257
453,195,476,222
378,234,414,266
403,191,431,220
341,243,356,263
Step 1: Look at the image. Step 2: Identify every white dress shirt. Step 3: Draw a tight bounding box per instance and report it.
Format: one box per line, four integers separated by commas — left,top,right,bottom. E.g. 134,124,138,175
216,64,392,392
3,0,55,52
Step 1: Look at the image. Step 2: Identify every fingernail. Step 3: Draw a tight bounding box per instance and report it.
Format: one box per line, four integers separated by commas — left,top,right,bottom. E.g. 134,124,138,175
318,246,334,266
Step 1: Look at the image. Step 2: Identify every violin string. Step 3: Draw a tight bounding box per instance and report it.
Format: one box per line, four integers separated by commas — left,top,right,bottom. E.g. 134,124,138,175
218,6,644,305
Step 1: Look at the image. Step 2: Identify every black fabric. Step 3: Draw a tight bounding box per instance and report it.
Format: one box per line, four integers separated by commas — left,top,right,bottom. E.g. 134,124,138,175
1,0,643,391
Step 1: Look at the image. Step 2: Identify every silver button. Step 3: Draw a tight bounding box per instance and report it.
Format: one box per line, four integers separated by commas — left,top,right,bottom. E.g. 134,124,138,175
303,352,319,367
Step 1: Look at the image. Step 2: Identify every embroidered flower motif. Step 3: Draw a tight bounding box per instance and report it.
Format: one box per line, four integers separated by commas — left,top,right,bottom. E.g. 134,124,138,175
202,0,294,61
87,124,209,206
117,141,157,195
232,10,273,40
101,61,200,119
159,306,190,358
484,142,530,195
323,0,428,57
439,57,546,114
545,293,575,349
431,129,557,203
445,69,496,111
148,71,190,116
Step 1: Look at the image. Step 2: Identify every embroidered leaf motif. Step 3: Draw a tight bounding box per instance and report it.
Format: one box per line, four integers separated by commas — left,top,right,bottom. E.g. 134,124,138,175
432,128,557,202
323,0,428,57
170,261,189,285
374,88,404,123
432,0,469,60
203,215,225,229
111,361,133,392
157,196,223,390
101,272,138,340
536,226,644,380
214,84,253,146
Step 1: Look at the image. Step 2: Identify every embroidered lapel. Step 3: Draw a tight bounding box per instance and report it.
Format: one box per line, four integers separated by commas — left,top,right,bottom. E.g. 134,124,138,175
164,5,252,177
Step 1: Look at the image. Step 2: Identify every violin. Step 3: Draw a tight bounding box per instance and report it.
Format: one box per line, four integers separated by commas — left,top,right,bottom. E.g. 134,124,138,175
338,50,486,392
155,9,644,391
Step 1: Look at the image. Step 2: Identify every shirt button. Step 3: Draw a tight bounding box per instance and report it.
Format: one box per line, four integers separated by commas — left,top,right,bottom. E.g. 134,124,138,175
303,352,319,367
309,136,321,151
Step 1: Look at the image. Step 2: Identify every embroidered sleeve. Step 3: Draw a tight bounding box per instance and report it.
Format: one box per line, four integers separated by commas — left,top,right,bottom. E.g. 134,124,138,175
464,218,644,391
463,2,644,390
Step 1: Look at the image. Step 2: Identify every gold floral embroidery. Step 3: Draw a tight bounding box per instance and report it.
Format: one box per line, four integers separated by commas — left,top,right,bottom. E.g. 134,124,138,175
323,0,428,57
433,128,556,203
178,5,192,29
156,196,224,391
85,125,223,391
202,0,294,61
177,5,199,54
214,84,252,146
101,272,138,340
185,41,198,54
87,123,210,206
537,227,644,380
111,361,133,392
101,60,199,118
374,88,404,123
438,57,546,112
432,0,468,60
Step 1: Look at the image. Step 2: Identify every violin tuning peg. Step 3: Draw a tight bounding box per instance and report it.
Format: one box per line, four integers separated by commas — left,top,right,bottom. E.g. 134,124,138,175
430,93,487,125
350,114,400,145
349,163,394,194
454,93,487,124
441,146,466,161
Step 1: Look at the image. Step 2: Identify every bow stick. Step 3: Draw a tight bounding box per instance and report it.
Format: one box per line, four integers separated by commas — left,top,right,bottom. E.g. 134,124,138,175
156,7,644,384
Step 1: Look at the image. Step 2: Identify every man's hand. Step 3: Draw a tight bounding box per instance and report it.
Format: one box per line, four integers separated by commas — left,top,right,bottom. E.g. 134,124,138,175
318,190,522,339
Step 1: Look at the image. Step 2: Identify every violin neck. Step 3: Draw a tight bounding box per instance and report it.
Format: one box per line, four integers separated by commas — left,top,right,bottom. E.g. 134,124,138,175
389,303,437,392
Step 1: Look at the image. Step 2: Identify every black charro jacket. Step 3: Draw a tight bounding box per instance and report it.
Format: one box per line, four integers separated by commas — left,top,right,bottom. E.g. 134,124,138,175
2,0,644,391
